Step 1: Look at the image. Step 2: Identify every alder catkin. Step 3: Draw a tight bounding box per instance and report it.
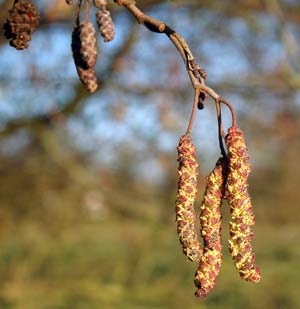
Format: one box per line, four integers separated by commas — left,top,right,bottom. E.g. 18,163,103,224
175,134,202,262
71,24,98,93
79,21,98,69
194,158,226,298
96,9,115,42
225,126,261,283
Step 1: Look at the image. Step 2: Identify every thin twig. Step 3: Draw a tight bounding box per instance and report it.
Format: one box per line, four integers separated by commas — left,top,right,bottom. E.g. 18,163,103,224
75,0,82,25
217,97,237,128
114,0,238,133
215,100,227,158
186,88,200,134
85,0,90,22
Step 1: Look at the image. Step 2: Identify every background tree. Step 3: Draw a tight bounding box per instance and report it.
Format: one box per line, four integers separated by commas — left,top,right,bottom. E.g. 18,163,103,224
0,0,299,307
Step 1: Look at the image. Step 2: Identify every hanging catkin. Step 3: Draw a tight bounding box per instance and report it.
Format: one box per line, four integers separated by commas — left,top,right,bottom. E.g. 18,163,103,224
78,21,98,69
194,157,226,298
225,126,260,283
175,134,202,262
96,8,115,42
71,23,98,93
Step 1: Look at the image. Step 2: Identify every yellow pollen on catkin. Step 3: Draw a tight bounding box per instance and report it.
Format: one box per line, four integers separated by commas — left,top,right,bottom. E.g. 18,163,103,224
175,134,202,262
225,126,261,283
194,158,226,298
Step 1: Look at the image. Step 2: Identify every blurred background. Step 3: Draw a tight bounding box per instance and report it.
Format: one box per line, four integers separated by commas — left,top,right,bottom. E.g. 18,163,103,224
0,0,300,308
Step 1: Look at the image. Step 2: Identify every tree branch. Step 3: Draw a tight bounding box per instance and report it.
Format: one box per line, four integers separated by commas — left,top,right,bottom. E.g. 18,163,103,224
113,0,237,133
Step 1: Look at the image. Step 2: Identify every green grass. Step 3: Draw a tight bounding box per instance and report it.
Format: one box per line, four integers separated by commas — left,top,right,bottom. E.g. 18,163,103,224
0,208,299,308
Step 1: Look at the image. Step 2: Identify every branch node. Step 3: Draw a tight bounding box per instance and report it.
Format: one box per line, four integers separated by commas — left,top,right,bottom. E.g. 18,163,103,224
144,21,165,33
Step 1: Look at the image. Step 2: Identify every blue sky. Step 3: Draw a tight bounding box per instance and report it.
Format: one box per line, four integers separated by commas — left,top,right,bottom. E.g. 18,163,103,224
0,2,295,181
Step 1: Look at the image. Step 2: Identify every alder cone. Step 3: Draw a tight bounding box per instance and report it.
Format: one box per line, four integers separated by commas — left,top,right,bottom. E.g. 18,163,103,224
9,32,32,50
225,126,261,283
96,9,115,42
194,158,226,298
175,134,202,262
3,0,40,50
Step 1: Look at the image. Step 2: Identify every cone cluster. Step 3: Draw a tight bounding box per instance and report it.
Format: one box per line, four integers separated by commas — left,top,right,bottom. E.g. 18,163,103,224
175,126,260,299
3,0,40,50
3,0,116,93
69,0,116,92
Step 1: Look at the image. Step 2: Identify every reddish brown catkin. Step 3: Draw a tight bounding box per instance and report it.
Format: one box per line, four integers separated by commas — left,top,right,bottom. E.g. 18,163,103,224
225,126,261,282
78,21,98,69
194,158,226,298
71,23,98,93
96,8,115,42
175,134,202,262
93,0,115,43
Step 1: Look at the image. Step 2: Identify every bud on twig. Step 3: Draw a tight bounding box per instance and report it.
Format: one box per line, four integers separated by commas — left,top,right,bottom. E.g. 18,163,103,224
175,134,202,262
225,126,261,283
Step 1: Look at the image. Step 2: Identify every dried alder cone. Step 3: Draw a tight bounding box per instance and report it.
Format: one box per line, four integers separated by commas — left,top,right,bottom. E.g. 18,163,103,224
225,126,261,283
175,134,202,262
194,158,226,298
3,0,40,50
